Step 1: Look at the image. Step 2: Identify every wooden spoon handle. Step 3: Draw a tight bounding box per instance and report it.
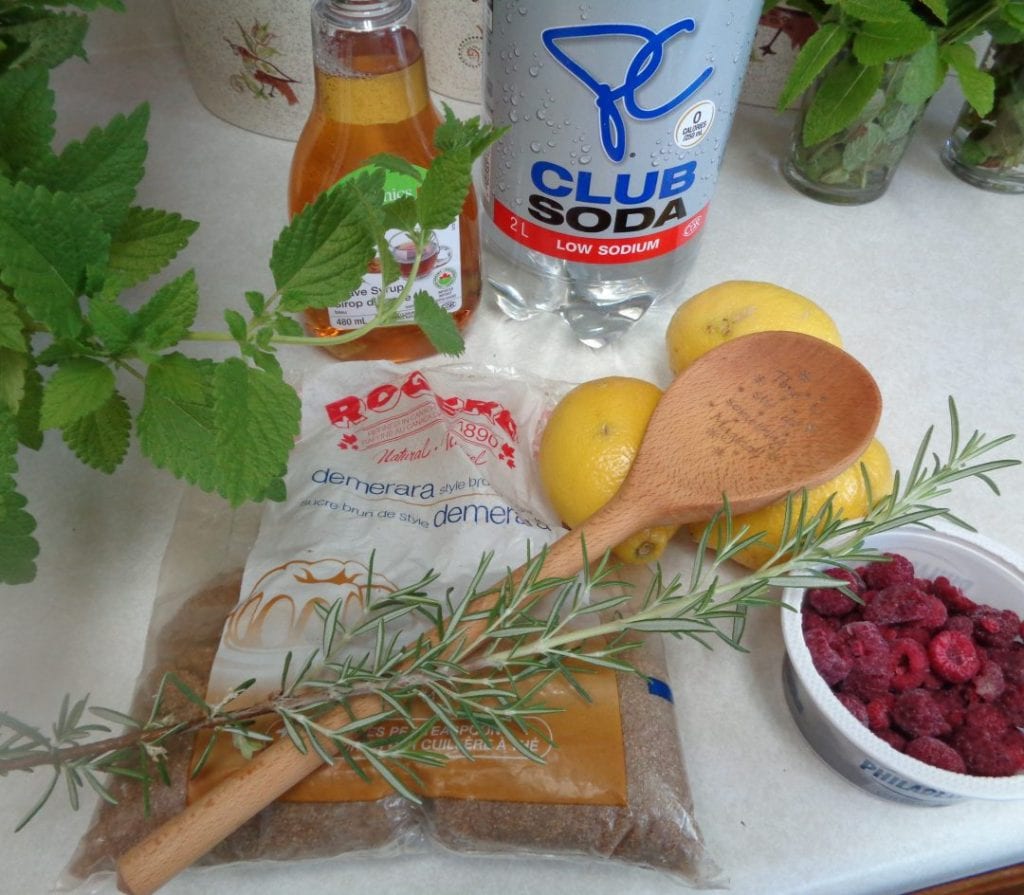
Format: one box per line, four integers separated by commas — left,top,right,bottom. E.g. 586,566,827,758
117,697,371,895
116,505,644,894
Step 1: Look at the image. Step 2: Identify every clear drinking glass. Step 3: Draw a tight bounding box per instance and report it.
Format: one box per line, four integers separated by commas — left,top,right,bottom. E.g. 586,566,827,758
782,52,930,205
941,41,1024,194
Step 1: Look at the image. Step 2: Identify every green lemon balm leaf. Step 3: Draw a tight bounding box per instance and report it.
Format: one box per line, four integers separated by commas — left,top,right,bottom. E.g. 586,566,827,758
0,12,89,71
23,103,149,232
0,347,28,414
776,22,848,111
0,65,55,175
14,358,43,450
837,0,917,23
897,37,944,105
0,404,39,584
271,171,379,312
212,358,300,506
941,44,995,117
138,353,218,492
413,291,464,356
40,357,115,430
106,206,198,289
0,179,108,338
416,147,473,234
0,293,26,352
136,269,199,351
62,389,131,473
803,58,884,146
852,18,930,65
918,0,948,23
433,107,506,158
88,295,137,355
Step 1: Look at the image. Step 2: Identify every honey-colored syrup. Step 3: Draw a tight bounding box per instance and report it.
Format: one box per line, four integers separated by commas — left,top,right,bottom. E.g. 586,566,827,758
288,28,480,362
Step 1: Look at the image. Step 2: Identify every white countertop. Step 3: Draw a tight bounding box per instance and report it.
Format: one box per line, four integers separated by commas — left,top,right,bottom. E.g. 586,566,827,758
3,3,1024,894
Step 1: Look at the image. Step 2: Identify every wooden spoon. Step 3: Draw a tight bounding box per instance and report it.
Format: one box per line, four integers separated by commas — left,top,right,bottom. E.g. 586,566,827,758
116,330,881,894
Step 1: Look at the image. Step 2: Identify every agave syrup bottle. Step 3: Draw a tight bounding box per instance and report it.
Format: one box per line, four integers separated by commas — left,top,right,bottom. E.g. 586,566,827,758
288,0,481,361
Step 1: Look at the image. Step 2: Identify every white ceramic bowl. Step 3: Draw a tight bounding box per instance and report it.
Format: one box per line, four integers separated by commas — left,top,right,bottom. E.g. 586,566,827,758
780,527,1024,806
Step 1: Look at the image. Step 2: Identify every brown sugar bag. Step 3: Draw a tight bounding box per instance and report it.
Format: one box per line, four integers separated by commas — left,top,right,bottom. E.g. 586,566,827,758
425,568,721,885
64,365,720,889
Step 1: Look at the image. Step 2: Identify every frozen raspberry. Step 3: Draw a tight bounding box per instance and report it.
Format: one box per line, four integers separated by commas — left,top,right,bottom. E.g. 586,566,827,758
804,628,852,686
860,553,916,590
953,724,1024,777
999,681,1024,726
964,702,1012,735
889,625,931,645
931,688,967,730
864,583,944,628
866,696,893,731
834,621,891,674
943,614,975,637
905,736,967,774
892,689,952,738
875,728,907,752
802,607,840,637
931,576,978,613
805,571,861,617
836,692,869,726
971,660,1007,703
920,596,949,630
988,646,1024,685
972,607,1022,649
841,669,893,702
928,629,982,683
890,638,929,691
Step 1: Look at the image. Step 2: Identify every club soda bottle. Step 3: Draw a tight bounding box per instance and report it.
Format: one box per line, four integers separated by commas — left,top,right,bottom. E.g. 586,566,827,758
289,0,481,362
481,1,761,347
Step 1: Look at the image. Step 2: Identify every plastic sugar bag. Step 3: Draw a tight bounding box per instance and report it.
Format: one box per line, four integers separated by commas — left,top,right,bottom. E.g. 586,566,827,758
63,362,720,891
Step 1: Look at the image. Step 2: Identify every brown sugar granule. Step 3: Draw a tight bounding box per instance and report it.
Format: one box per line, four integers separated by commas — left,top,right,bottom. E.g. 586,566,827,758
67,574,417,881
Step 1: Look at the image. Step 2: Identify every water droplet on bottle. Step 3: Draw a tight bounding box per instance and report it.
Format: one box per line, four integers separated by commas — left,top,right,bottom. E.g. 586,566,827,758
530,141,541,152
580,155,591,165
529,66,540,77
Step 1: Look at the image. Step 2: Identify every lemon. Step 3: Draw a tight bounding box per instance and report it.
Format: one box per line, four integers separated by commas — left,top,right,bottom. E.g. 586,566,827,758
538,377,678,564
666,280,843,374
689,438,893,569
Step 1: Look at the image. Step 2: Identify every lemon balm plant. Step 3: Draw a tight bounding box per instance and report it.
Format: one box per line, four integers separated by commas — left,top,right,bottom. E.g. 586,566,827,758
0,1,502,584
769,0,1014,203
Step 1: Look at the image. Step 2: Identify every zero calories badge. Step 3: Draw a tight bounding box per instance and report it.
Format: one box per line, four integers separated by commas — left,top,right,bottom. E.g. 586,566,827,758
675,100,716,150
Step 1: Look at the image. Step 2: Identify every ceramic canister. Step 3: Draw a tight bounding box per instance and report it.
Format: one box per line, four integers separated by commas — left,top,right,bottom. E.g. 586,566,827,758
420,0,484,103
170,0,315,140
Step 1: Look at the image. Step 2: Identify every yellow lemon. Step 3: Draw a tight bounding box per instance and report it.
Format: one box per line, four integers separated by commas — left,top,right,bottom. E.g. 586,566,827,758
666,280,843,374
538,377,678,564
689,438,893,570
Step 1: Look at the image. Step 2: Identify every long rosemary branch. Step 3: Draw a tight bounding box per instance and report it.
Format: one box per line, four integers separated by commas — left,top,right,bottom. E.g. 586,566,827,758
1,399,1019,825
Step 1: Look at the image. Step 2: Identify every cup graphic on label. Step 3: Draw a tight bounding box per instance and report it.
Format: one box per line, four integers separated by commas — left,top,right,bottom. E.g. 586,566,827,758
388,232,452,279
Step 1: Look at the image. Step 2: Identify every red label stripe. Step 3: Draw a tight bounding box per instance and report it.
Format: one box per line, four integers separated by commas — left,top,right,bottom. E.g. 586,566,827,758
492,200,709,265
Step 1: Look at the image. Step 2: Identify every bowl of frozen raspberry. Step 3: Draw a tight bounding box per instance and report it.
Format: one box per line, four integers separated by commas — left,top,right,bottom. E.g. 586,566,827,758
780,527,1024,806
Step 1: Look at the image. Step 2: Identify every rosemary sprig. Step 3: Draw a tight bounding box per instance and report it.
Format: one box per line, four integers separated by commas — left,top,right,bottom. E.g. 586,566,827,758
1,399,1019,824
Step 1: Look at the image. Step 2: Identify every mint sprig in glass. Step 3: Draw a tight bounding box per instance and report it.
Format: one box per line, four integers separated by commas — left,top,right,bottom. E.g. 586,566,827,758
770,0,1004,204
